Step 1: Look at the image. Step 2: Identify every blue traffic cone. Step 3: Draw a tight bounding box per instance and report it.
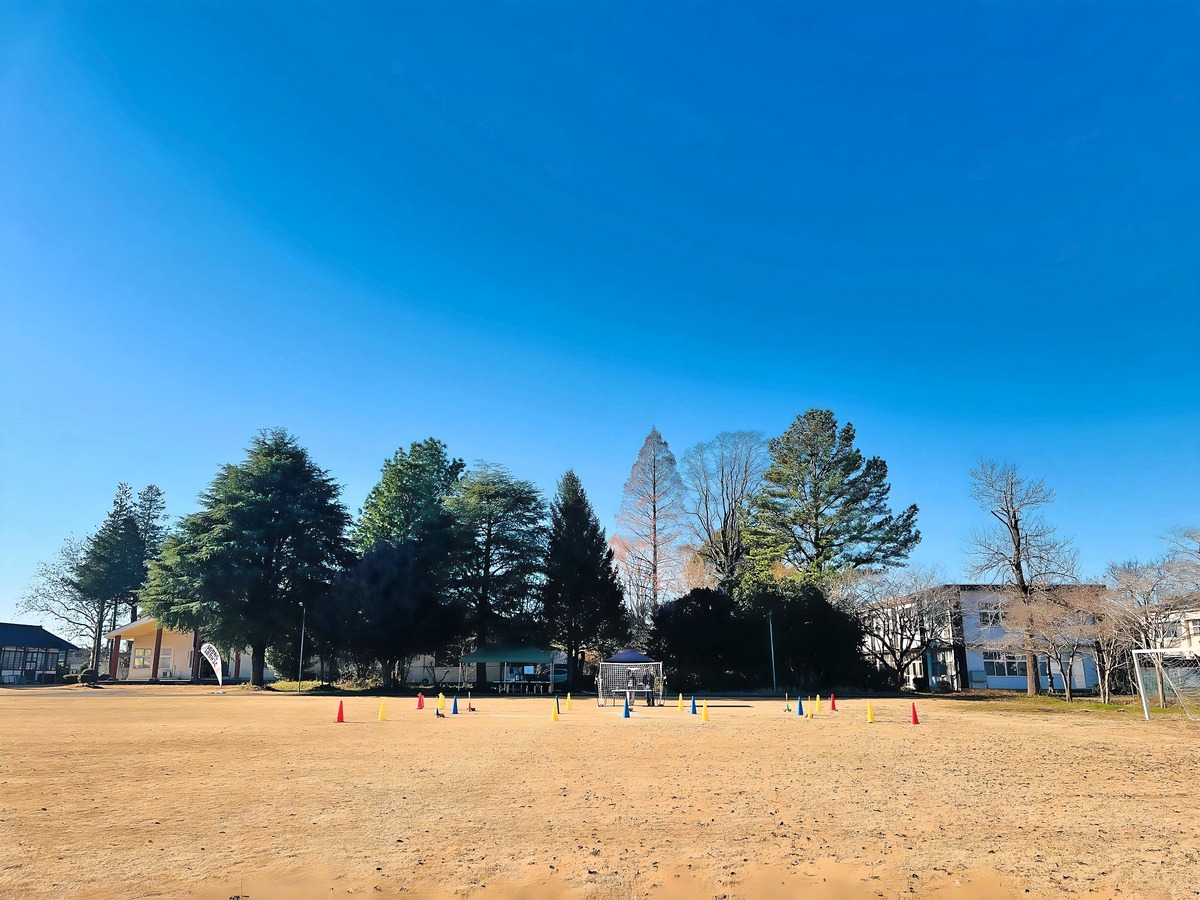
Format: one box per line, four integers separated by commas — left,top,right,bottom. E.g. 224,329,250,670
796,696,804,717
690,696,697,715
623,695,630,718
451,694,459,715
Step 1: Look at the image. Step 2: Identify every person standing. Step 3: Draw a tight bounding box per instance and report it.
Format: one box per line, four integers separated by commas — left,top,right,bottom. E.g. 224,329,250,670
643,666,655,706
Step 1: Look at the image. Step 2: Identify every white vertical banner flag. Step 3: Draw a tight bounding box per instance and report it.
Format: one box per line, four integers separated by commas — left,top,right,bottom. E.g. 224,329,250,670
199,642,224,688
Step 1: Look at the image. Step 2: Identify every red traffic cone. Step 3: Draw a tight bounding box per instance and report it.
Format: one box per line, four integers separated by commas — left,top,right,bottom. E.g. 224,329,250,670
911,702,920,725
335,701,345,723
416,692,424,710
830,693,837,712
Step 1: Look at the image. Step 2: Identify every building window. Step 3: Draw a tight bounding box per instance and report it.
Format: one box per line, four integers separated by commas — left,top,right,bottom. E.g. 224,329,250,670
978,602,1004,627
1190,619,1200,637
133,648,153,669
983,651,1027,677
0,649,20,670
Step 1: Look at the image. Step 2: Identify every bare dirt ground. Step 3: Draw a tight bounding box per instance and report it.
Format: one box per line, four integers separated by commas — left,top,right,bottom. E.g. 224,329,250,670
0,685,1196,900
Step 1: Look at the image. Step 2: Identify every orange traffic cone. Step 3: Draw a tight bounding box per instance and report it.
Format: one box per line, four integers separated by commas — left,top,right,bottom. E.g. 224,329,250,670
335,701,345,723
830,693,837,712
416,692,425,710
911,702,920,725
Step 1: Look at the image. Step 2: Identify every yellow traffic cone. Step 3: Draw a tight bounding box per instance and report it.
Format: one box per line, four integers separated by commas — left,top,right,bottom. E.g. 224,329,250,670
815,694,821,714
437,693,445,711
551,699,559,721
701,699,710,722
566,692,572,711
866,699,875,723
378,699,387,722
677,693,684,711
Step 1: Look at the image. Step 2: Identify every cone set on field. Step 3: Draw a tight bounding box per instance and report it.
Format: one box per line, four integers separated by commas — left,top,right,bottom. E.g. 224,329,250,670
784,692,791,713
551,697,559,722
566,693,572,711
690,696,697,715
378,699,387,722
911,702,920,725
451,695,459,715
678,693,684,711
335,700,345,723
701,699,709,722
416,692,424,710
623,695,631,719
866,699,875,723
830,693,837,712
796,696,804,717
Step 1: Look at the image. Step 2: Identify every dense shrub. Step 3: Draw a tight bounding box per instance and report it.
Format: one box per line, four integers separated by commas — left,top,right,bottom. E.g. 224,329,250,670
77,667,98,686
61,674,78,685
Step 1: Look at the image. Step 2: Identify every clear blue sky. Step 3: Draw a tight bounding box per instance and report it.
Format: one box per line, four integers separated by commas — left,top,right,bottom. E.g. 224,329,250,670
2,2,1197,627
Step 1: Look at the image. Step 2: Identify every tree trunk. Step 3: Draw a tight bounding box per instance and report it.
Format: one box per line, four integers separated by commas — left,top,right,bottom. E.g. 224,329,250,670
252,643,266,687
1025,648,1042,696
90,599,107,670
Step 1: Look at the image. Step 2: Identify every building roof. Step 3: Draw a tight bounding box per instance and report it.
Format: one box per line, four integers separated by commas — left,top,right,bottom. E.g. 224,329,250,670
0,623,77,651
460,645,554,664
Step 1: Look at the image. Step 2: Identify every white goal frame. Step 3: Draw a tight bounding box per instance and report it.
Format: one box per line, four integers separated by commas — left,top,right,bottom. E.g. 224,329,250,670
596,661,664,707
1131,648,1200,721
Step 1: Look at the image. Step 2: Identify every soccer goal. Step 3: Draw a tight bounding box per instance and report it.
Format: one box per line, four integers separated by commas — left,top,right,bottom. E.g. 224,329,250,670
1131,648,1200,721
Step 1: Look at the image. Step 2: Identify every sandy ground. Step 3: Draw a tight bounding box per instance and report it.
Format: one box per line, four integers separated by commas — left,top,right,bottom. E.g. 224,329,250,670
0,686,1197,900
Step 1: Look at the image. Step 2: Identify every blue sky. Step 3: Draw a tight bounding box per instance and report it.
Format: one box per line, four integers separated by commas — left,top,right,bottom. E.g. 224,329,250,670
2,2,1197,626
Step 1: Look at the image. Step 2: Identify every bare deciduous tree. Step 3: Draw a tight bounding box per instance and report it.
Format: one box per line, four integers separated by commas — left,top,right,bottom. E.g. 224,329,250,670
679,431,768,586
615,428,685,634
17,536,101,662
967,460,1078,696
1026,585,1102,702
833,565,955,689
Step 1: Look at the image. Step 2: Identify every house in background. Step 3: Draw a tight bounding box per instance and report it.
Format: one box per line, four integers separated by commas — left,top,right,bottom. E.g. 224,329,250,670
101,616,275,683
0,623,77,684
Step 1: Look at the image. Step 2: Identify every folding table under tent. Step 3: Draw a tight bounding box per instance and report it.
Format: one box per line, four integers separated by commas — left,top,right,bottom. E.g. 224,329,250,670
597,649,664,706
461,645,556,694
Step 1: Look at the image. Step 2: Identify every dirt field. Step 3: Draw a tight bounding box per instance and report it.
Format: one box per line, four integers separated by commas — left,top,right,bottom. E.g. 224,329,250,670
0,686,1196,900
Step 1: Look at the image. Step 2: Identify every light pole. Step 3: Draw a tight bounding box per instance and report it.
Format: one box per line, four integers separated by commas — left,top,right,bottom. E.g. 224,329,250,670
768,610,777,693
297,601,306,695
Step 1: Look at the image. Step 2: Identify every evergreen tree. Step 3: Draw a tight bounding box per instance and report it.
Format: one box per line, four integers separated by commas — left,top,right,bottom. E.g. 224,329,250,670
354,438,464,551
541,471,629,689
750,410,920,575
448,465,547,682
75,484,145,667
142,429,352,685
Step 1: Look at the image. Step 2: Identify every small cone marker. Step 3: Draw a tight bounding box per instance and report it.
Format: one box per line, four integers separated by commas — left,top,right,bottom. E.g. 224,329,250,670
701,699,710,722
815,694,821,714
335,701,345,723
468,692,475,712
551,698,559,721
566,693,572,711
784,692,791,713
416,692,424,710
796,696,804,717
830,693,837,712
451,695,459,715
911,702,920,725
378,699,387,722
690,696,697,715
866,699,875,723
437,693,445,711
623,695,631,718
678,693,684,712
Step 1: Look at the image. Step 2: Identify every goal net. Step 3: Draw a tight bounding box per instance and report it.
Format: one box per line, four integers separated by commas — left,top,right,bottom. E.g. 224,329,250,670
596,661,664,707
1131,648,1200,721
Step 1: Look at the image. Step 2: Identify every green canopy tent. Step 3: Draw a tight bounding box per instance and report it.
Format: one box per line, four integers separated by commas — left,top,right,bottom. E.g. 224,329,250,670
461,645,556,693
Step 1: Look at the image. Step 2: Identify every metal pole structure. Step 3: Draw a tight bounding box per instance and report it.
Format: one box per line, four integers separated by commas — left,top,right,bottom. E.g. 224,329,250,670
296,602,306,695
769,611,777,693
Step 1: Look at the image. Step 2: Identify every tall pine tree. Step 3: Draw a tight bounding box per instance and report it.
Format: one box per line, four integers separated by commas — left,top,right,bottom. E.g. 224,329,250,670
143,429,351,685
749,410,920,575
541,471,629,689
